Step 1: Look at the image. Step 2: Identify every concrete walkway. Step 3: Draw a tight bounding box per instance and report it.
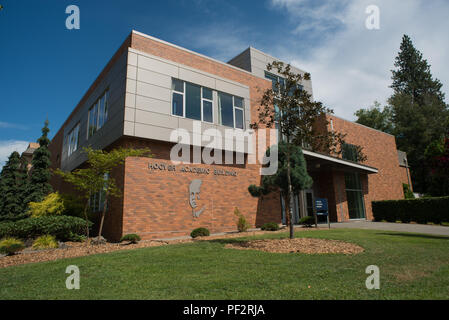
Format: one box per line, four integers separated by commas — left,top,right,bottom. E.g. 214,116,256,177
327,221,449,237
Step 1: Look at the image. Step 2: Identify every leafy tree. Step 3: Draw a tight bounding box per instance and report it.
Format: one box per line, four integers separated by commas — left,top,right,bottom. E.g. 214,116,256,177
0,151,29,221
389,35,449,193
249,142,313,225
354,101,394,134
25,120,53,204
251,61,365,239
424,136,449,196
55,147,151,243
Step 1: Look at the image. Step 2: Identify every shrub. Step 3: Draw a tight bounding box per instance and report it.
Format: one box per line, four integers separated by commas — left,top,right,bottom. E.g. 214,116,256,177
0,216,92,241
28,192,84,218
234,207,250,232
190,227,210,238
299,216,315,227
261,222,280,231
0,238,25,256
32,235,59,250
120,234,141,244
372,196,449,224
28,192,65,218
402,183,415,199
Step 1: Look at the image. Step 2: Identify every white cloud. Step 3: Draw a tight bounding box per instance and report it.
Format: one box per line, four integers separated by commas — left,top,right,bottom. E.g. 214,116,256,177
0,140,29,169
0,121,28,130
269,0,449,120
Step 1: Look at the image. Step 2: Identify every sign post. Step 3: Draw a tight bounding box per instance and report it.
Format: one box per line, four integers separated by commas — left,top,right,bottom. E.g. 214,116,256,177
315,198,330,229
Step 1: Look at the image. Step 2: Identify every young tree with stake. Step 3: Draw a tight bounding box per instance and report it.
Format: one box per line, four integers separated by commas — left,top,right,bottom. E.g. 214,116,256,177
251,62,365,239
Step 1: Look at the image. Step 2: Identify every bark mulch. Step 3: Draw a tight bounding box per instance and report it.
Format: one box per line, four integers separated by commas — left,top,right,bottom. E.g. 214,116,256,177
0,227,341,268
224,238,364,255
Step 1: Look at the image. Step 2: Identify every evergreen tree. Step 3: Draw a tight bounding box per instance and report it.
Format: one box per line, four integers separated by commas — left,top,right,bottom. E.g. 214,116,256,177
25,120,53,204
391,35,445,105
0,151,29,221
389,35,449,193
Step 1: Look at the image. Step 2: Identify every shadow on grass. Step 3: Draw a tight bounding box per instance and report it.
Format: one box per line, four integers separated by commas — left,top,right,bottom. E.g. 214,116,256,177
376,232,449,240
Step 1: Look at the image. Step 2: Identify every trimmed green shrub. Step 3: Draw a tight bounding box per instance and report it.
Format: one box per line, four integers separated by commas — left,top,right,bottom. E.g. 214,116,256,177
299,216,315,227
190,227,210,238
32,235,59,250
0,216,92,241
261,222,280,231
0,238,25,255
372,196,449,224
120,234,141,244
234,207,250,232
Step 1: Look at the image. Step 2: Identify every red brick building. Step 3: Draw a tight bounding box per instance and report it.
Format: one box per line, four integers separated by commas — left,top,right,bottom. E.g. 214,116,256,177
49,31,411,241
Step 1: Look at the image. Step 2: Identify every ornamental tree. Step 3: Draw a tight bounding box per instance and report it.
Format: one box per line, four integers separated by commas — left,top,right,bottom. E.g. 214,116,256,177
55,146,151,243
248,142,313,228
251,61,365,239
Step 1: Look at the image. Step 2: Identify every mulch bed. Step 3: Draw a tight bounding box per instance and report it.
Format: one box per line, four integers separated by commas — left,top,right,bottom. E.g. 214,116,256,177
225,238,364,255
0,227,345,268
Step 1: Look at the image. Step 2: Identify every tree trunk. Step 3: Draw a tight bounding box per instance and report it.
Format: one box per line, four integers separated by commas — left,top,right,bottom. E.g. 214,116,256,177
286,148,295,239
97,190,109,241
83,199,90,246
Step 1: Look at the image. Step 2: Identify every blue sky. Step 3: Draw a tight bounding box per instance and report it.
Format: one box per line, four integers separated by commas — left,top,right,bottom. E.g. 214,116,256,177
1,0,448,167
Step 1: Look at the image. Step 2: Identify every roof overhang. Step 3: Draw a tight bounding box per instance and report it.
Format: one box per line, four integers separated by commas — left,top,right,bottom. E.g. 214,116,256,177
302,149,378,174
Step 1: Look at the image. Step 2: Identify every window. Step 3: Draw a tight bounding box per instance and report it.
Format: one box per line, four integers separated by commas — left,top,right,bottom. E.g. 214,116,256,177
171,79,214,123
89,173,108,212
202,88,213,123
88,90,109,138
342,143,359,162
172,79,184,116
345,172,365,219
265,71,303,95
218,92,244,129
67,123,80,157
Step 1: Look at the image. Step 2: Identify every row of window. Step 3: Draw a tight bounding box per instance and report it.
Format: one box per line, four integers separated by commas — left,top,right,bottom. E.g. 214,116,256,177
88,90,109,138
65,90,109,157
171,78,245,129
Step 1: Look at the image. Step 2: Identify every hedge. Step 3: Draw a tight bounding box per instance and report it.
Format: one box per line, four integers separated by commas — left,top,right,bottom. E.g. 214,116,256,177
372,196,449,224
0,216,92,241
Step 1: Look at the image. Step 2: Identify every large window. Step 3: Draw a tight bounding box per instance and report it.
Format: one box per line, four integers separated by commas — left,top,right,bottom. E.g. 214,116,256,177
67,123,80,157
342,143,359,162
171,79,214,123
88,90,109,138
218,92,244,129
345,172,365,219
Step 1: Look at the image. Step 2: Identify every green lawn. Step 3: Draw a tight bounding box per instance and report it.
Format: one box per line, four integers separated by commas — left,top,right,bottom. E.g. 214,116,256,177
1,229,448,299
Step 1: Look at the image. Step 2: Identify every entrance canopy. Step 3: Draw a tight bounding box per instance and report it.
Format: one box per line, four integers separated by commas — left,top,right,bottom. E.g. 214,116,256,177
302,149,378,174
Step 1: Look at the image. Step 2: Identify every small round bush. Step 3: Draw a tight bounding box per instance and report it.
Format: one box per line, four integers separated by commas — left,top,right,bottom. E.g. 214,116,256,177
190,227,210,238
32,235,59,250
120,234,141,244
261,222,280,231
0,238,25,256
299,216,315,227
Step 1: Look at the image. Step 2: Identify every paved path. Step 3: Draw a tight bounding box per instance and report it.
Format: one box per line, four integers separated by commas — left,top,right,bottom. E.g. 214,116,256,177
327,221,449,237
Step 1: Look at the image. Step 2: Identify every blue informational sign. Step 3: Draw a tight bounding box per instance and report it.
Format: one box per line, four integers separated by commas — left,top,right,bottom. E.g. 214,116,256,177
315,198,328,216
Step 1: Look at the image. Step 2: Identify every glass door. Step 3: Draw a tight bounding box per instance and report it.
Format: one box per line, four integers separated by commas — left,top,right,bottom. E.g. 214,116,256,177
344,172,366,219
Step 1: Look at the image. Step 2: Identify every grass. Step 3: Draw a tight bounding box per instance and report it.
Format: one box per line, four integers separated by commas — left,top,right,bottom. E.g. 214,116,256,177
0,228,448,299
